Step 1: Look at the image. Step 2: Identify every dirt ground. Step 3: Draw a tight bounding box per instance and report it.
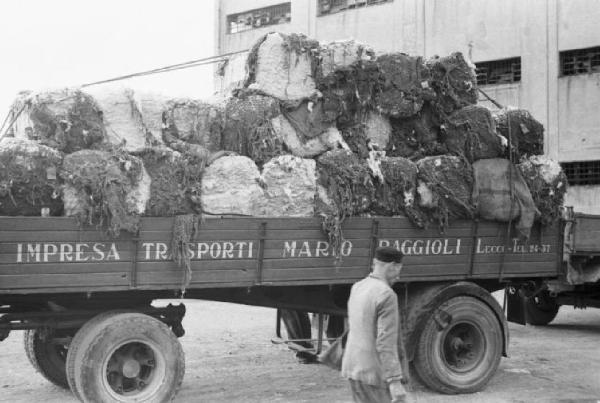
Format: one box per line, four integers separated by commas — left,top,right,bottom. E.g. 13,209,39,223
1,296,600,403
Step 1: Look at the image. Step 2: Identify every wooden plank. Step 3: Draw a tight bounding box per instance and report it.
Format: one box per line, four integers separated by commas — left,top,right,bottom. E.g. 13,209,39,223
0,241,135,254
262,257,369,270
0,273,129,288
0,262,131,275
471,261,558,276
136,260,257,272
0,251,133,264
261,267,368,282
0,217,81,231
401,264,470,277
136,269,255,285
0,231,133,243
264,239,372,250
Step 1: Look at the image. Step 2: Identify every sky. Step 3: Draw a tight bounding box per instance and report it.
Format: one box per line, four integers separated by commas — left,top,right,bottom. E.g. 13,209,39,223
0,0,216,122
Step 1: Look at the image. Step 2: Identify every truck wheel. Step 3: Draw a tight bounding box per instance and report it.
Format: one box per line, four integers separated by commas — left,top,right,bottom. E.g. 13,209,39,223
72,313,185,403
24,328,71,389
414,296,502,394
66,311,128,400
525,291,560,326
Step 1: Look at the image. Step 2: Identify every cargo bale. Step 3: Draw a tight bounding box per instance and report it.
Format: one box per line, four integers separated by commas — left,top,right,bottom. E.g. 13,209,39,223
443,105,503,162
8,88,105,153
254,155,316,217
61,149,149,236
387,103,446,159
135,147,204,216
472,158,539,238
319,39,375,78
317,59,380,127
222,93,284,165
518,156,568,225
317,149,376,256
427,52,478,113
271,115,348,158
84,87,166,152
374,53,435,118
282,100,333,139
245,32,320,101
201,156,265,216
0,138,63,216
163,98,224,152
494,108,544,159
371,154,427,227
417,155,475,228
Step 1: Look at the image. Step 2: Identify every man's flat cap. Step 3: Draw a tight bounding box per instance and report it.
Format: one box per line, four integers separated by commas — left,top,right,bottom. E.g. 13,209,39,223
374,246,404,263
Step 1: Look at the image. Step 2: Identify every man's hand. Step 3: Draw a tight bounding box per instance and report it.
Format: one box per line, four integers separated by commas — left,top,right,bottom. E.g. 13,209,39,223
388,380,407,403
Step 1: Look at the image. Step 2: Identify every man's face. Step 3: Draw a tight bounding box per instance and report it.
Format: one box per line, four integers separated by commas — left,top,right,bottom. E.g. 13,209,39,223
385,261,404,284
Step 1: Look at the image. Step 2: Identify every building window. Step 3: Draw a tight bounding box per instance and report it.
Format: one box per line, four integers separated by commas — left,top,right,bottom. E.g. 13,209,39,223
560,46,600,76
562,161,600,185
318,0,392,16
227,3,291,34
475,58,521,86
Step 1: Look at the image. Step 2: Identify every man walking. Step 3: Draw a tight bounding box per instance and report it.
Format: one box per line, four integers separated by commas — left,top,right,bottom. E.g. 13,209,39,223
341,247,408,403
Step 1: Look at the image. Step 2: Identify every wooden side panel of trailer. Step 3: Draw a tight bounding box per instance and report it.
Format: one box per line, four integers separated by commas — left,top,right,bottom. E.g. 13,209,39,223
0,216,561,294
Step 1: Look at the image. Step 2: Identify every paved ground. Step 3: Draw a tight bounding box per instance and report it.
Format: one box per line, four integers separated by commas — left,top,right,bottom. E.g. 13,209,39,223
1,297,600,403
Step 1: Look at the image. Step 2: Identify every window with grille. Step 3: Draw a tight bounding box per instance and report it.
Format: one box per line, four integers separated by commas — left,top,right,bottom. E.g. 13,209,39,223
475,58,521,86
560,46,600,76
318,0,393,16
227,3,291,34
562,161,600,185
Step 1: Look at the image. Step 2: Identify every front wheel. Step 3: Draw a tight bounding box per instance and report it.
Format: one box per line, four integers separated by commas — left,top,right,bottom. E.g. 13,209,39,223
524,290,559,326
69,313,185,403
414,296,503,394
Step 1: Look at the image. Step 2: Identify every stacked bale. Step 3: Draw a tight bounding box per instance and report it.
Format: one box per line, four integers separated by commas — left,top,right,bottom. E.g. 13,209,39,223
443,105,503,162
417,156,475,228
0,138,62,216
84,87,166,152
9,89,105,153
494,108,544,159
518,156,568,225
61,149,150,236
1,32,568,246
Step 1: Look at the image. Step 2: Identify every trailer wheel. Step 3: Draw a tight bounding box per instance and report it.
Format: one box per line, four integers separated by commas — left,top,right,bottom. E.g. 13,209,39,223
72,313,185,403
24,328,71,389
414,296,502,394
525,291,560,326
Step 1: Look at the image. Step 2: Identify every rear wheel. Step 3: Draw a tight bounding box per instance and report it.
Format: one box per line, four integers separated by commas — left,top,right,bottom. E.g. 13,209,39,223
72,313,185,403
414,296,503,394
24,328,72,389
525,291,560,326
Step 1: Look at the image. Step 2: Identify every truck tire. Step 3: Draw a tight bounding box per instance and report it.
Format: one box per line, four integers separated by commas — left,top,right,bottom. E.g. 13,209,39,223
66,310,133,400
525,291,560,326
24,328,70,389
414,296,503,394
72,313,185,403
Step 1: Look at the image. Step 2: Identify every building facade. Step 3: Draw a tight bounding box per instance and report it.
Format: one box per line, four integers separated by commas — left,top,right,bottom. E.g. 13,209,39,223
215,0,600,212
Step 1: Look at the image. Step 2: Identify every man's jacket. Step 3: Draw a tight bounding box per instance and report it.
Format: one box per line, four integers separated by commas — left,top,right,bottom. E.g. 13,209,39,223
341,275,403,386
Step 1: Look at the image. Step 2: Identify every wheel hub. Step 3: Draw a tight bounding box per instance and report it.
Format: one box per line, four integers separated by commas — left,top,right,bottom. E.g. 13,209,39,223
442,322,485,373
122,359,141,378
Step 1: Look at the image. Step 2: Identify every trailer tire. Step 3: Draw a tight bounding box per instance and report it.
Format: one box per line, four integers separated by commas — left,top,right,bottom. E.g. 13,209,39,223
414,296,502,394
525,291,560,326
72,313,185,403
24,329,70,389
